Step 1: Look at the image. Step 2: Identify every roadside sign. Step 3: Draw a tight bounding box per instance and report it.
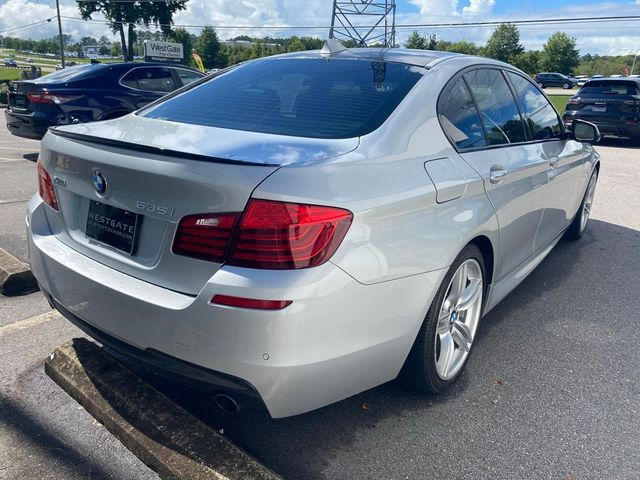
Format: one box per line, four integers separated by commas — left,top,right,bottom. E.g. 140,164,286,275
143,40,184,63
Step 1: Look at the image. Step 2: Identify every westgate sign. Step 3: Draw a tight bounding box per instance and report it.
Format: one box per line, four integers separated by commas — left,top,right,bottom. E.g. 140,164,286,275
143,40,184,63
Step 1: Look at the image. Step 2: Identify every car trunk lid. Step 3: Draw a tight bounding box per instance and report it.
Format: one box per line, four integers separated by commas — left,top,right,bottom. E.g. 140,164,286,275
38,115,358,295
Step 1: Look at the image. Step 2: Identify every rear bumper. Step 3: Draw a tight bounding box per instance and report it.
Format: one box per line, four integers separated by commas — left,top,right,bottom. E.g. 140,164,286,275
5,108,52,140
27,195,444,418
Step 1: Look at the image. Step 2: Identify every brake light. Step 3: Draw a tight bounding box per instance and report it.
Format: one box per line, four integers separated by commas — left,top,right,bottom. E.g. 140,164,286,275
227,199,353,269
623,100,640,106
567,98,581,105
172,213,240,262
27,93,78,104
211,295,292,310
37,162,58,211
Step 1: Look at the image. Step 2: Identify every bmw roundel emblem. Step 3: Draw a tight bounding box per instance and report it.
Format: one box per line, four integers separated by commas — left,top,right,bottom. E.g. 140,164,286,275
91,169,107,195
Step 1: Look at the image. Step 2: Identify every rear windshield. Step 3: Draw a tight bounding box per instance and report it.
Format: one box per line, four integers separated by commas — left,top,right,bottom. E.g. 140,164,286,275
140,58,423,139
579,81,639,95
33,64,108,83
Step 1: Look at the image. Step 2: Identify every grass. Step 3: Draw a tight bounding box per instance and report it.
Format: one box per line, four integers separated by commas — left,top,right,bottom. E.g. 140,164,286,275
549,95,569,114
0,67,21,82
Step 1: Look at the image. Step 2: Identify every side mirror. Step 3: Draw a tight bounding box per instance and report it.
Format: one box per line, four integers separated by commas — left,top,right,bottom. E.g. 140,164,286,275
570,119,601,144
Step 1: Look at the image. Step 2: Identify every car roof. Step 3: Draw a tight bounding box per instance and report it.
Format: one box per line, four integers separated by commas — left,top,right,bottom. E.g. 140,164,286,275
584,77,640,83
267,47,460,68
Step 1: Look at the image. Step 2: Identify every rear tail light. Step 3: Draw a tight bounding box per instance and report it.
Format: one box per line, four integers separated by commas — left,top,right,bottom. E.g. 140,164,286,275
567,98,581,105
27,93,79,105
37,162,58,211
172,199,353,269
228,199,353,269
211,295,292,310
623,99,640,106
172,213,240,262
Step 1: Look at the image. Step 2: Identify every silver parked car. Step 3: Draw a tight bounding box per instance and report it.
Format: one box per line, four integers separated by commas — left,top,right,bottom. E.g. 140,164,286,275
29,46,601,418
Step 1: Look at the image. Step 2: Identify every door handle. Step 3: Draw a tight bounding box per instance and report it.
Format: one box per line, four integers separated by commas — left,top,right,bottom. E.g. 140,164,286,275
489,167,508,184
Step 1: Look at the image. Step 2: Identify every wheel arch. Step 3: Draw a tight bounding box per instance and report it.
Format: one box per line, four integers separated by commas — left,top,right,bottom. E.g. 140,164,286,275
468,235,495,289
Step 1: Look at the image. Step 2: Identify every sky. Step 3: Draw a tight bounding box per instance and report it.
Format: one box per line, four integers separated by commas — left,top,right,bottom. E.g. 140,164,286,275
0,0,638,55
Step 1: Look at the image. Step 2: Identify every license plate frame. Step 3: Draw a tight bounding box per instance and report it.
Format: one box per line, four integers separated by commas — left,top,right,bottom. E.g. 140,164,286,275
86,201,139,255
14,96,26,109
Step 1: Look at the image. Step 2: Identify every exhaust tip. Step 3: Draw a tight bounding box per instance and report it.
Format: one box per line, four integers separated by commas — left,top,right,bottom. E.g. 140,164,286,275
215,393,240,414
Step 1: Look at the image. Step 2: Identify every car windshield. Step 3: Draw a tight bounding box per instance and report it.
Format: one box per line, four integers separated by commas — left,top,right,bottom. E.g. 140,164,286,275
33,64,108,83
579,81,639,95
140,58,424,139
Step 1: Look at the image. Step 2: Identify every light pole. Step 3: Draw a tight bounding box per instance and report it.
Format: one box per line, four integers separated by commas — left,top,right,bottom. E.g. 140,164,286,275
55,0,65,68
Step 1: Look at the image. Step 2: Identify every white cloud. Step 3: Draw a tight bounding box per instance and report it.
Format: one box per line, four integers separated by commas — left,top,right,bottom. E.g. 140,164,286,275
462,0,496,16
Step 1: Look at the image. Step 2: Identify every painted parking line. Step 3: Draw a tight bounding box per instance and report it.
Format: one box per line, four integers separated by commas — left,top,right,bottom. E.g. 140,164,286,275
0,310,60,337
0,196,33,205
0,158,31,163
0,146,39,151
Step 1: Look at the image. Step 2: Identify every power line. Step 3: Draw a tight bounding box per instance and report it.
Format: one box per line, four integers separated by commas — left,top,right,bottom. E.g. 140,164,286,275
56,13,640,31
0,19,55,35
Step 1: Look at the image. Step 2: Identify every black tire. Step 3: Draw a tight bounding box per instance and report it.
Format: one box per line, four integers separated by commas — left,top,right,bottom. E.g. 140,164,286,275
565,169,598,241
401,244,486,394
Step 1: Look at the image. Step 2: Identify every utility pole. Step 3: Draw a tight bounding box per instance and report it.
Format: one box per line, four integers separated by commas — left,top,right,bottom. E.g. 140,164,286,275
55,0,65,68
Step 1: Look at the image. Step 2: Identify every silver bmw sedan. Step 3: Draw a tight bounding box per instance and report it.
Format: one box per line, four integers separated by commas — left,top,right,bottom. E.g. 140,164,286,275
28,45,600,418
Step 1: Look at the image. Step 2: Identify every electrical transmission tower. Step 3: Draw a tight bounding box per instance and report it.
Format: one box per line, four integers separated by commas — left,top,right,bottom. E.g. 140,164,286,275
329,0,396,48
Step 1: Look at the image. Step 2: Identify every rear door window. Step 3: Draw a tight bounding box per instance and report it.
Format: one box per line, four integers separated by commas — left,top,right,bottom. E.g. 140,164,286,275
464,69,527,145
173,68,203,87
123,67,177,92
438,77,486,150
507,72,563,140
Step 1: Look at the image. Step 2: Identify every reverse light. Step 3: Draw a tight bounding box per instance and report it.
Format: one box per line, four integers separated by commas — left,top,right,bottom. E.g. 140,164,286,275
37,162,58,211
227,199,353,269
172,213,240,262
211,295,292,310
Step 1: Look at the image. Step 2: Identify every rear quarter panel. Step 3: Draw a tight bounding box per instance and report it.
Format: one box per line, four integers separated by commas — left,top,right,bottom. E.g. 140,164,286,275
252,59,500,286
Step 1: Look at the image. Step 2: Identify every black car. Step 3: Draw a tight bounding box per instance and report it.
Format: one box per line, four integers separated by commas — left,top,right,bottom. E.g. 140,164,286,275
4,58,17,67
534,72,577,89
5,62,205,140
563,78,640,141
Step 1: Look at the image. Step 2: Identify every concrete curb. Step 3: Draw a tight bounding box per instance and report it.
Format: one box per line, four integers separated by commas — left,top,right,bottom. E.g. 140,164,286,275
0,247,38,296
45,338,282,480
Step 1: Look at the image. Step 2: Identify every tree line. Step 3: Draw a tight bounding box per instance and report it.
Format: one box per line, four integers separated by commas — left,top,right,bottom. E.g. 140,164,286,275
404,24,635,77
1,18,635,77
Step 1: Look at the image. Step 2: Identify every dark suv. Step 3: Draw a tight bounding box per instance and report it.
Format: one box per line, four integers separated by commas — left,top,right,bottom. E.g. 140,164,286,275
534,72,577,89
562,78,640,141
5,62,204,140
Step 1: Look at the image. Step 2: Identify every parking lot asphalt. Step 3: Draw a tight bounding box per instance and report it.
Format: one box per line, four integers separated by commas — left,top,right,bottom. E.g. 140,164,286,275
1,114,639,479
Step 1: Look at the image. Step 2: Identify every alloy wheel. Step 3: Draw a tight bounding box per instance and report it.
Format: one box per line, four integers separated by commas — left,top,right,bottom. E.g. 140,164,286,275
580,172,598,233
434,259,483,381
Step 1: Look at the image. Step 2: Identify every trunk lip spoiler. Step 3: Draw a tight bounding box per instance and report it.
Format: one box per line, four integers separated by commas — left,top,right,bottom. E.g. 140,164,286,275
47,127,281,167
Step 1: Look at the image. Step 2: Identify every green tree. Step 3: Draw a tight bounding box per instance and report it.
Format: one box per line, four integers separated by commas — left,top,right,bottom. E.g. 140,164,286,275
513,50,541,75
484,23,524,64
194,26,225,69
541,32,579,75
445,40,479,55
405,31,427,49
287,38,306,52
77,0,188,61
170,27,195,66
110,41,122,57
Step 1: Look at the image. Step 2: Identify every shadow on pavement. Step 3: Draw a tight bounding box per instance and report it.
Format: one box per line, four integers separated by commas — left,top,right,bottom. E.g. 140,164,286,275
0,391,114,479
116,218,640,479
